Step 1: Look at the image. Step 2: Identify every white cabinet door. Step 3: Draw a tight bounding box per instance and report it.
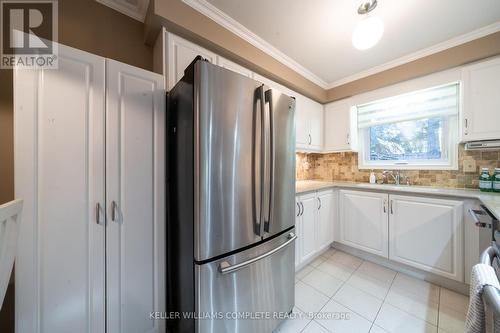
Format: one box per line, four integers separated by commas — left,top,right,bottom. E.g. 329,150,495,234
253,73,293,96
295,198,302,269
166,32,216,90
317,190,334,252
217,56,254,78
324,99,357,152
462,56,500,141
14,45,106,333
339,190,388,258
299,193,318,263
294,96,311,149
295,95,324,152
309,100,324,151
106,60,165,333
389,195,464,282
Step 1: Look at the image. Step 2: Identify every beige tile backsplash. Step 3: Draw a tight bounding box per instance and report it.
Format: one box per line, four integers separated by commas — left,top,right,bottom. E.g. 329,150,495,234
296,144,500,189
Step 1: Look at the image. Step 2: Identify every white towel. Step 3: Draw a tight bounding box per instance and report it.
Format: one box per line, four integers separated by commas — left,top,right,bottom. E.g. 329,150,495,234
465,263,500,333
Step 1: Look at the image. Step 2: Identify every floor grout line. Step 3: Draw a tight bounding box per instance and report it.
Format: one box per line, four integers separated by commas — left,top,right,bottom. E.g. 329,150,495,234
369,268,398,332
303,257,362,333
436,286,442,331
294,250,469,333
301,252,392,332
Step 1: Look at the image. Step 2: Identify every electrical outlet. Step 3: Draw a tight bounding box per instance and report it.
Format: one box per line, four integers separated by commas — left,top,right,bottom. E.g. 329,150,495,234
463,159,476,173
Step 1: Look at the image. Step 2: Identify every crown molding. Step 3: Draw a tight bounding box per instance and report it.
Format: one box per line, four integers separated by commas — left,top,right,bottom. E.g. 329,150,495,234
96,0,149,22
327,21,500,88
182,0,330,89
181,0,500,91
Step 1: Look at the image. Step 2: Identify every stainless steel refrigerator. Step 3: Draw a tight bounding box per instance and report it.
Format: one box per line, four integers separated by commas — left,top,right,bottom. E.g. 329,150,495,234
167,57,296,333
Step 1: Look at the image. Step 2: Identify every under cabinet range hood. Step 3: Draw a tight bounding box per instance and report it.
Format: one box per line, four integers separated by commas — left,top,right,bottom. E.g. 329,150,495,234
465,140,500,150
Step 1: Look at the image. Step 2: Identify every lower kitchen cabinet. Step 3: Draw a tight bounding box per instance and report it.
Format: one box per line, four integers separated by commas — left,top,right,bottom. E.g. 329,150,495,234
388,195,464,282
336,189,465,282
338,190,389,258
295,189,334,269
295,198,302,268
298,193,318,264
317,190,335,251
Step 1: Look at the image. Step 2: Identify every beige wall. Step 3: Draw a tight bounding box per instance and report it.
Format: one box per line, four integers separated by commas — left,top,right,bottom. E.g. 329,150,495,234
145,1,500,104
0,3,153,329
0,70,14,205
326,32,500,102
146,0,327,102
0,0,153,206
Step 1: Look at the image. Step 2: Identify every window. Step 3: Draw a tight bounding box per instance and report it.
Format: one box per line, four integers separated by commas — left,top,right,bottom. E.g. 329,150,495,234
357,82,460,170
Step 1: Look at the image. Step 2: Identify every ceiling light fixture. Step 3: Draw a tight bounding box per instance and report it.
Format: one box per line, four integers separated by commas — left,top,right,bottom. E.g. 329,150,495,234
352,0,384,50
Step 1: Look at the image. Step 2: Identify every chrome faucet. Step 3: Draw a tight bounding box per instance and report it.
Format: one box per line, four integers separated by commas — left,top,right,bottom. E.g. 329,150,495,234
383,170,401,185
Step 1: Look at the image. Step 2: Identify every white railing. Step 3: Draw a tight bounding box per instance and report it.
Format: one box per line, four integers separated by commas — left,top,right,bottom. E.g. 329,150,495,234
0,199,23,309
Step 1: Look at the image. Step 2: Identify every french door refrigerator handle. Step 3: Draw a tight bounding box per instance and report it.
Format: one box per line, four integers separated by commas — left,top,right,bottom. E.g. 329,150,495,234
253,85,266,237
263,89,275,233
218,233,297,274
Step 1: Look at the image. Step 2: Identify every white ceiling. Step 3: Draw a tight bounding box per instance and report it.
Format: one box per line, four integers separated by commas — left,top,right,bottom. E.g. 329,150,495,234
190,0,500,87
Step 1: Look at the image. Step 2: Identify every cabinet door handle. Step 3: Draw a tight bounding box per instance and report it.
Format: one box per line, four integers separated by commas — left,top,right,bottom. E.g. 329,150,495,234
300,202,304,216
95,203,102,225
383,199,386,213
296,202,300,217
111,201,118,222
464,118,468,135
317,197,321,210
390,200,394,214
347,133,350,145
308,134,312,145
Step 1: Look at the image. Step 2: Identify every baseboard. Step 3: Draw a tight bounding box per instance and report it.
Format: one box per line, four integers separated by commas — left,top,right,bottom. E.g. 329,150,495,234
332,242,470,296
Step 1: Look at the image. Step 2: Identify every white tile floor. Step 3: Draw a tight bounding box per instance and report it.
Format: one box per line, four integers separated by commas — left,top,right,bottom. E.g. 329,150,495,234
274,249,471,333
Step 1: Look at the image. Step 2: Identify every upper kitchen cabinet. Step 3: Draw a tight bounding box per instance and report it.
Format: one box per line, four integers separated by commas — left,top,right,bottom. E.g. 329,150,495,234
462,56,500,142
253,73,294,96
324,99,357,152
163,31,217,90
295,95,323,152
217,56,254,78
167,33,217,88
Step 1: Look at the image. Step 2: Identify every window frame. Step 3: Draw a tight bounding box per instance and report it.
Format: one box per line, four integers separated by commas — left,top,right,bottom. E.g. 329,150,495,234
356,80,461,171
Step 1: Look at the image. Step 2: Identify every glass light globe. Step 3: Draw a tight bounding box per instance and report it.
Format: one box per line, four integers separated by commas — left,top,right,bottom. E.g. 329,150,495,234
352,16,384,50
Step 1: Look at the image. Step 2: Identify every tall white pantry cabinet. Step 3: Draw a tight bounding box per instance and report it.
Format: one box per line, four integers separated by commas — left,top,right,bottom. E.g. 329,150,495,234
14,44,166,333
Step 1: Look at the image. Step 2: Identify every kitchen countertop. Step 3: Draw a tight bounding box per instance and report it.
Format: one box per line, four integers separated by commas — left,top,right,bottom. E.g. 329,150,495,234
296,180,500,221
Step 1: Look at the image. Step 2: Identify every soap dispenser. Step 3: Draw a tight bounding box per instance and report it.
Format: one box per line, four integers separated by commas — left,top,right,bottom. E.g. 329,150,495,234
369,170,376,184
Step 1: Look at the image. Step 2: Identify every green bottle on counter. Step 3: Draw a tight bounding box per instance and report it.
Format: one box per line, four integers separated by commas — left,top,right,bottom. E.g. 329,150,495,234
493,168,500,193
479,168,492,192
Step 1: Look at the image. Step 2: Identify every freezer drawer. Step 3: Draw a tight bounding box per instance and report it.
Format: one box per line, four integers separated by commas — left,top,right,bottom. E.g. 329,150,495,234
195,229,296,333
